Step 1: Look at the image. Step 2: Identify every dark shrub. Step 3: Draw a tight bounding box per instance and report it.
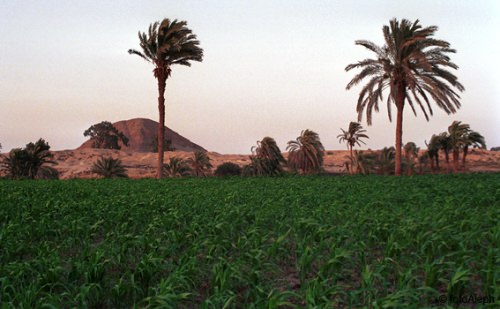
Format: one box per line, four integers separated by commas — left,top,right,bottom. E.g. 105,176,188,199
214,162,241,176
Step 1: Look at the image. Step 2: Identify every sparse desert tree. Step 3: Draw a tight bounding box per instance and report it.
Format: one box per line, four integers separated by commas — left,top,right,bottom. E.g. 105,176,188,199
462,130,486,168
1,138,57,179
186,151,212,176
84,121,129,150
346,18,464,175
287,130,325,174
129,18,203,178
91,156,128,178
247,137,286,176
163,157,191,178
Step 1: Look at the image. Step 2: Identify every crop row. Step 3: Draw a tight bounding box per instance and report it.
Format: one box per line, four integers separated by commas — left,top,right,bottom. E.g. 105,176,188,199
0,174,499,308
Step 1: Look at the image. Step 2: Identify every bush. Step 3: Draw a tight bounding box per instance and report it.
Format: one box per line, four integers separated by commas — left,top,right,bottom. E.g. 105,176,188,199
214,162,241,176
91,156,128,178
163,157,191,177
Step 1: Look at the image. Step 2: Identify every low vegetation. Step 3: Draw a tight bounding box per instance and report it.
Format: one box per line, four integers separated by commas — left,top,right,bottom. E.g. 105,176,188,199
91,156,128,178
0,175,498,307
214,162,241,176
163,157,191,178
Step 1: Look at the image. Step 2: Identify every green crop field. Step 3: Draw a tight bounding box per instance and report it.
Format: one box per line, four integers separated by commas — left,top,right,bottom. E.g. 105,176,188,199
1,174,499,308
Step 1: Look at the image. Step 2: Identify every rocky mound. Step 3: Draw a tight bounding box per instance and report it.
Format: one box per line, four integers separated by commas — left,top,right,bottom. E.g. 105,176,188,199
78,118,206,152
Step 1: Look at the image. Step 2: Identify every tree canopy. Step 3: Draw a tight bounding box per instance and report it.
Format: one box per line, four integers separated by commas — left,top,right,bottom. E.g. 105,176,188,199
84,121,129,150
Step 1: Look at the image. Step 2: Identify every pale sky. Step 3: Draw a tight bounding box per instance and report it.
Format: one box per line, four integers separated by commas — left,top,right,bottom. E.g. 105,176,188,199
1,0,499,154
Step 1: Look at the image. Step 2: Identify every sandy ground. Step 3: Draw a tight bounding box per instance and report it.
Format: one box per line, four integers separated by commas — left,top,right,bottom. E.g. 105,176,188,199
42,148,500,179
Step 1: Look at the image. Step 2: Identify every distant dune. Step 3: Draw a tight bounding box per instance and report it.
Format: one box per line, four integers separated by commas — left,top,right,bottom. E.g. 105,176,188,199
78,118,206,152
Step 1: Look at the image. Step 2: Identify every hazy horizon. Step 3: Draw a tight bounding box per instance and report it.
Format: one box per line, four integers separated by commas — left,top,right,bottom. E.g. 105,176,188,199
1,1,499,154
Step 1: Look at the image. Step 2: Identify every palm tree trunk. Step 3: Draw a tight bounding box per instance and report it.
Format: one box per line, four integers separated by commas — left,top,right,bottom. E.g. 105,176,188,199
157,78,167,179
444,150,450,172
462,146,469,168
452,148,459,172
394,95,405,176
349,145,354,174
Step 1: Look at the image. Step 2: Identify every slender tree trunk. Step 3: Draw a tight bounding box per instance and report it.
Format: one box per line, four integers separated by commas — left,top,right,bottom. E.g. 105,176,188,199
444,150,450,172
452,148,459,172
405,151,411,176
462,146,469,168
429,156,435,173
349,145,354,174
394,91,405,176
157,77,167,179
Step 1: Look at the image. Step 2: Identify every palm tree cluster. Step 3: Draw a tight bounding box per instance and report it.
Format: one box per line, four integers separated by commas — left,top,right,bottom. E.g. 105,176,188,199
128,17,468,177
244,137,286,176
346,18,465,175
425,121,486,173
242,131,326,176
163,151,213,178
1,139,58,179
350,147,395,176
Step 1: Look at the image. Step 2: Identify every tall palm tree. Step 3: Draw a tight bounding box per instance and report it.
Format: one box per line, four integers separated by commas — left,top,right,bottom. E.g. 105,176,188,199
249,137,286,176
287,130,325,174
345,18,464,175
186,151,213,176
337,121,369,160
129,19,203,178
462,130,486,168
